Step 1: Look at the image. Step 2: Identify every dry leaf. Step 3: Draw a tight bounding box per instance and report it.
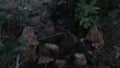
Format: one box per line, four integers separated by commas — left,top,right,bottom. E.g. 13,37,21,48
39,43,59,57
30,16,55,35
74,53,87,66
115,52,120,59
44,43,59,50
55,59,68,68
88,50,93,55
22,27,39,61
43,20,55,35
85,27,104,47
23,26,39,46
30,16,41,26
23,48,38,61
38,56,54,64
113,46,120,52
113,46,120,59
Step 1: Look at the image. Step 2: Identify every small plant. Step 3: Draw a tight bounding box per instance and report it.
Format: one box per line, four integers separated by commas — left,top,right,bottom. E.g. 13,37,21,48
117,0,120,8
17,0,28,26
0,12,7,28
75,0,100,28
0,11,7,37
0,35,25,67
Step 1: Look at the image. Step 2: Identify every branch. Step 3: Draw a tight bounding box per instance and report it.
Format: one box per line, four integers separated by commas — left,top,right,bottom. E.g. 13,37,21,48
15,54,20,68
57,26,78,42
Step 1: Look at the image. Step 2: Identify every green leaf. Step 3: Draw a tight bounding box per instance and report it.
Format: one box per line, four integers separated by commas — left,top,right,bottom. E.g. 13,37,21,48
13,45,26,52
93,7,100,10
89,0,97,6
57,0,67,5
18,35,25,44
79,18,84,25
0,12,7,27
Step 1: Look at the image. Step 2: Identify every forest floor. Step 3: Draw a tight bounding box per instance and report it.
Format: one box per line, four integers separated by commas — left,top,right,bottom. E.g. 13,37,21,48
0,0,120,68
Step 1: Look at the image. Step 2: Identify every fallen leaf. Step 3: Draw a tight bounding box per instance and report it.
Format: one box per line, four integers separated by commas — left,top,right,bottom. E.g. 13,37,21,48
113,46,120,59
113,46,120,52
74,53,87,66
55,59,68,68
44,43,59,50
39,43,59,57
115,52,120,59
43,20,55,35
30,15,55,35
30,16,41,26
23,26,39,46
88,50,93,55
23,48,38,61
85,27,104,47
38,56,54,64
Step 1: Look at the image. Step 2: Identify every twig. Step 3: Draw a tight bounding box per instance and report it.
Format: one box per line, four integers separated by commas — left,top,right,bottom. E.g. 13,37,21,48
57,26,78,42
45,63,48,68
0,41,4,47
15,54,20,68
19,61,27,66
39,33,63,40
